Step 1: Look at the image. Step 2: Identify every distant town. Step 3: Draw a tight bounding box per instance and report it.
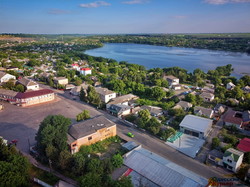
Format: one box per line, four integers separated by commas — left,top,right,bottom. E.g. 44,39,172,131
0,34,250,187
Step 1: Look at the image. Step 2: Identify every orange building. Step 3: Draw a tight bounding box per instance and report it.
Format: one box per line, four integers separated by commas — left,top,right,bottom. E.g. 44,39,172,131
67,115,117,154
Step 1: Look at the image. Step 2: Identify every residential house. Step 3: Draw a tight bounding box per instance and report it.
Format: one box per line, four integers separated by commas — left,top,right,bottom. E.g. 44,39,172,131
0,88,18,103
223,148,244,173
226,82,236,90
237,138,250,152
71,63,80,71
140,105,163,117
173,101,193,111
0,71,16,83
214,104,226,115
95,87,116,103
164,75,179,87
243,86,250,93
242,110,250,130
70,83,89,96
15,89,55,107
18,77,39,90
200,92,214,102
80,68,92,76
194,106,214,118
108,104,132,118
53,77,68,86
223,109,243,129
65,84,75,90
207,149,223,166
106,94,139,109
179,115,213,139
67,116,116,154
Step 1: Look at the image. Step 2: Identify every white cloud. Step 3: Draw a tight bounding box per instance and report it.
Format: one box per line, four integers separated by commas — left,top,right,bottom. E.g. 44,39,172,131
80,1,111,8
204,0,250,4
122,0,149,5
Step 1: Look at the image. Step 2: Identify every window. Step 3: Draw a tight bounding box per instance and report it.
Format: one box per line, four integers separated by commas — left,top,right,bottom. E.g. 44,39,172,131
72,143,77,147
88,136,92,140
227,159,232,163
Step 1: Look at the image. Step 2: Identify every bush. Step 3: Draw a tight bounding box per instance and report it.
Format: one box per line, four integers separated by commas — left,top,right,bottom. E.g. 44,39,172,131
212,137,220,149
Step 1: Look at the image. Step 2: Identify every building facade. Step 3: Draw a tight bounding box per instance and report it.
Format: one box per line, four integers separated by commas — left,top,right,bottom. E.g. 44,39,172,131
0,72,16,83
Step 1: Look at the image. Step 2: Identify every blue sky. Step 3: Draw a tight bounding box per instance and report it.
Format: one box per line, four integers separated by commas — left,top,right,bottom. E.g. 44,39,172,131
0,0,250,34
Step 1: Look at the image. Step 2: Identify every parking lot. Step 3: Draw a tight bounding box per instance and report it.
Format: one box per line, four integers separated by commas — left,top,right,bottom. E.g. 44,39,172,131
0,93,102,153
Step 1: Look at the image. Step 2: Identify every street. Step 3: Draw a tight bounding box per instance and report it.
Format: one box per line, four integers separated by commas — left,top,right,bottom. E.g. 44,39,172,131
0,90,224,180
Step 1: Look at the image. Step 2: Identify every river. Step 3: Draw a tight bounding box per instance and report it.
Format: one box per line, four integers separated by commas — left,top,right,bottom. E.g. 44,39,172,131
84,43,250,77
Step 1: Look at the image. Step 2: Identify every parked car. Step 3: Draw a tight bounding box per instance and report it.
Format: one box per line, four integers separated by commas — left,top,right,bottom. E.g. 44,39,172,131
127,132,134,138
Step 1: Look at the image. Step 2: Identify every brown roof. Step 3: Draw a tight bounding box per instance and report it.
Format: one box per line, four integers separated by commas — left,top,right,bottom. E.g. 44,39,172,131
0,88,18,97
95,87,115,95
18,77,38,87
224,109,243,125
15,89,54,99
164,75,179,80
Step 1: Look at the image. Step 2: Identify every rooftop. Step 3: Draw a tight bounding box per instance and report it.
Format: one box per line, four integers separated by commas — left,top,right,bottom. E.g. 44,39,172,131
80,68,91,71
164,75,179,80
179,115,213,133
18,77,38,87
224,109,243,125
108,94,139,105
176,101,193,108
194,106,213,118
224,148,244,162
0,71,6,79
124,147,207,187
15,89,54,99
0,88,18,97
95,87,115,95
54,77,68,81
243,110,250,122
237,138,250,152
200,92,214,98
68,115,116,140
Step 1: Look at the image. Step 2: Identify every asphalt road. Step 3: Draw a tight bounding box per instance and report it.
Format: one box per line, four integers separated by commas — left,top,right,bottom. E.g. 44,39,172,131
0,90,223,180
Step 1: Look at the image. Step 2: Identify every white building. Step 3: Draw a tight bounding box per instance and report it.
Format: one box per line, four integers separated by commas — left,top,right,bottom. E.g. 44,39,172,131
223,148,244,173
18,77,39,91
80,68,92,76
71,63,80,71
164,75,179,87
0,71,16,83
179,115,213,139
95,87,116,103
226,82,235,90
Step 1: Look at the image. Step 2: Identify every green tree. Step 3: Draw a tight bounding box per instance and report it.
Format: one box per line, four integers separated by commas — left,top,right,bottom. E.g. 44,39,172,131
72,154,85,176
79,172,102,187
86,86,102,107
111,154,123,168
150,86,166,101
76,110,90,122
184,93,196,105
14,84,25,92
35,115,71,162
211,137,220,149
79,87,86,101
86,158,103,174
115,177,133,187
146,117,162,135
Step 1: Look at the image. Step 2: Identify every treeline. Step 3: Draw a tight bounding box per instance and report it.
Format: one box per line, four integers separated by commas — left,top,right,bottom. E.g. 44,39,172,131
96,34,250,53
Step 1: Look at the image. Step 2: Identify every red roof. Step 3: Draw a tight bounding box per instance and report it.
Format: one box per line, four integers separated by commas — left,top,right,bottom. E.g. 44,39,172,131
237,138,250,152
15,89,54,99
224,110,243,126
80,68,91,71
72,64,79,66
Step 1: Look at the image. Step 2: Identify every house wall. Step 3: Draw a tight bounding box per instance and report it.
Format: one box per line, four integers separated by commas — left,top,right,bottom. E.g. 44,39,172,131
0,74,16,83
180,123,212,139
80,70,91,76
101,93,116,103
55,79,68,85
70,125,117,154
119,109,131,117
27,84,39,91
223,155,243,172
16,93,55,107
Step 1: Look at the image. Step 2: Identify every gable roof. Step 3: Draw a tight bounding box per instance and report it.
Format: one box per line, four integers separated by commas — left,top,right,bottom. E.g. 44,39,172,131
18,77,38,87
200,92,214,99
194,106,213,118
179,115,213,133
237,138,250,152
80,68,91,71
15,89,54,99
176,101,193,108
140,105,163,115
164,75,179,80
68,115,116,140
109,104,131,114
0,88,18,97
0,71,6,79
224,148,244,162
108,94,139,105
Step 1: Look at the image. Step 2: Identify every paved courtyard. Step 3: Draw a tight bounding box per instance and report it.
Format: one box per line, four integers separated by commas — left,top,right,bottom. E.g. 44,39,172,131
166,134,205,158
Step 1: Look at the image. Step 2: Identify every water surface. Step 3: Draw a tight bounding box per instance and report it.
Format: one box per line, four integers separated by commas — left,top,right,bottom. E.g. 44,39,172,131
85,43,250,77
